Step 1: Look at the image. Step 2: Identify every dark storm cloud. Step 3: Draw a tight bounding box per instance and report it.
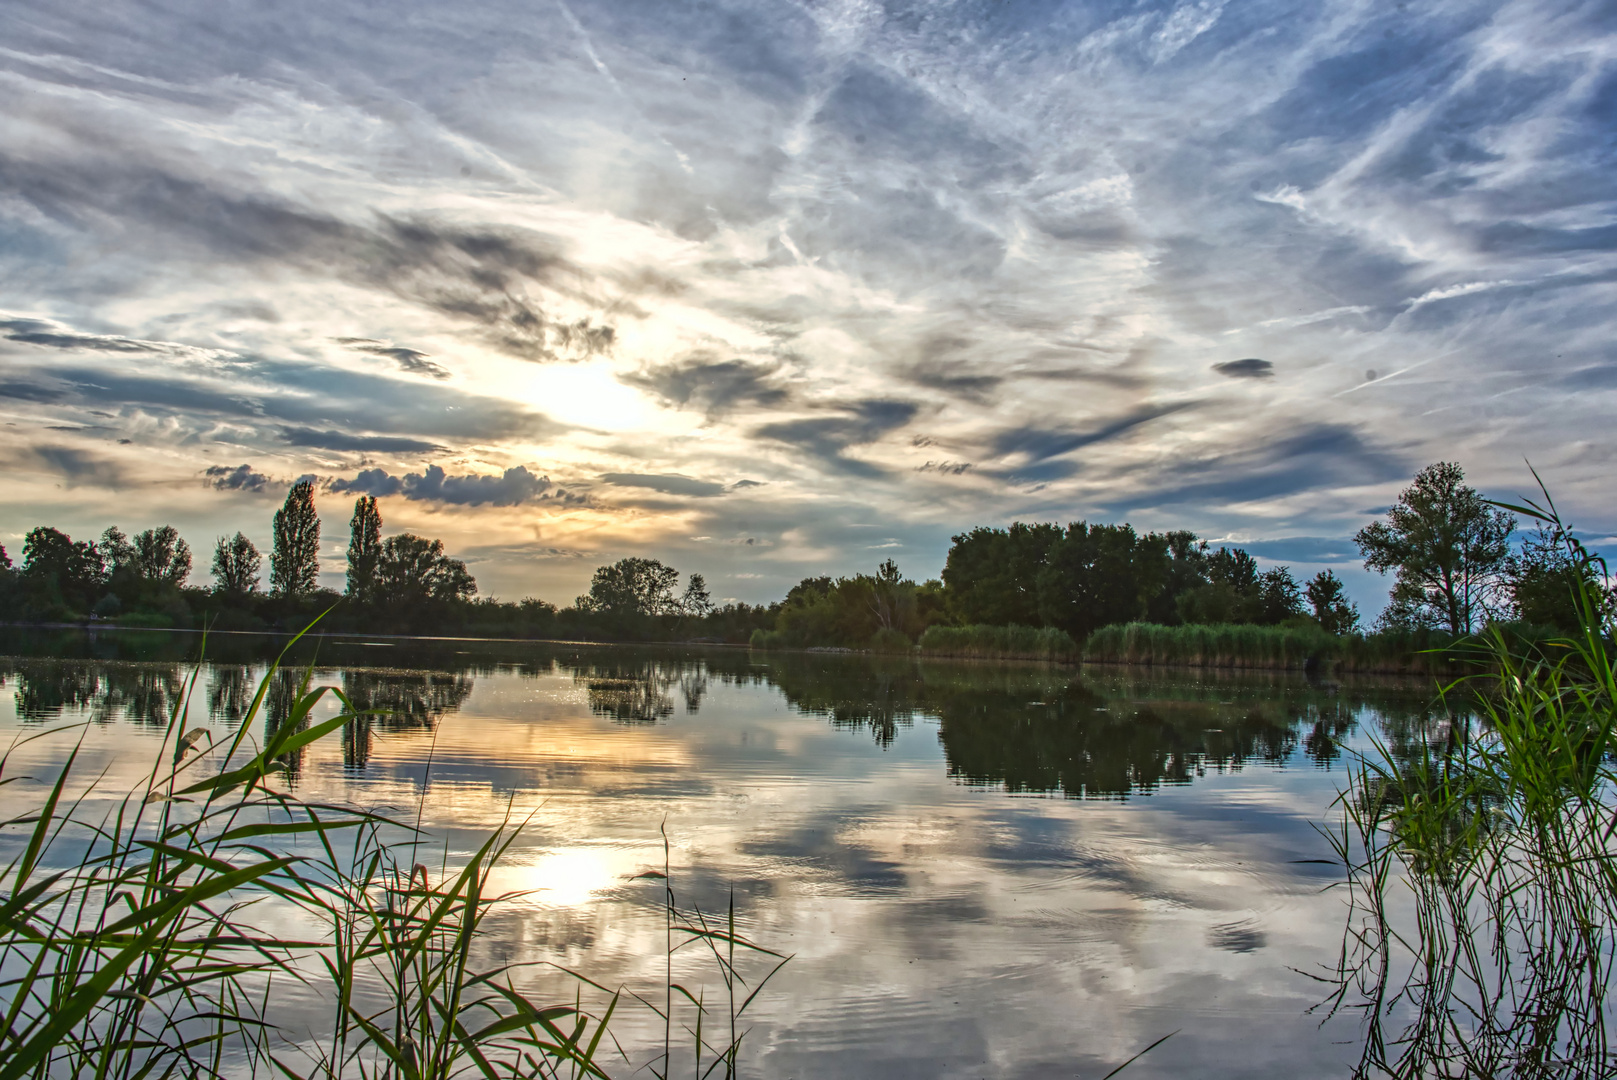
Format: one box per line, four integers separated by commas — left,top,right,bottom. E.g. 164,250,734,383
621,354,789,417
204,463,271,492
329,465,553,507
601,473,727,497
335,338,450,380
754,399,920,477
1213,359,1274,379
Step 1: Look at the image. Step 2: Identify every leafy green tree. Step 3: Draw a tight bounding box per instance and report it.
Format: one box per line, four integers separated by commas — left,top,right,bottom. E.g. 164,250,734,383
1356,462,1515,634
211,533,262,595
1306,570,1360,635
1036,523,1169,640
346,496,383,601
133,526,192,588
1254,566,1305,624
1145,530,1209,624
270,481,321,598
374,534,477,606
22,527,104,613
1509,523,1610,633
942,522,1063,626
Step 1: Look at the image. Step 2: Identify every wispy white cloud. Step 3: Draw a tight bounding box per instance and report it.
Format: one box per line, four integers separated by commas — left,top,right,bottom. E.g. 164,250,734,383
0,0,1612,610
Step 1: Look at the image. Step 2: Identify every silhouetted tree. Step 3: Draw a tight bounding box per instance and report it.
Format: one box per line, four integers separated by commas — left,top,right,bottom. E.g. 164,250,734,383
1306,570,1360,635
21,527,104,614
270,481,320,598
134,526,192,587
1356,462,1514,634
374,534,476,606
211,533,261,595
346,496,382,601
680,572,714,618
97,527,138,579
578,558,682,618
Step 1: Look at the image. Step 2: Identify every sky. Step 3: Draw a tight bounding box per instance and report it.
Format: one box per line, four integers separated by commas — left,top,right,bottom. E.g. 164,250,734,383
1,0,1614,612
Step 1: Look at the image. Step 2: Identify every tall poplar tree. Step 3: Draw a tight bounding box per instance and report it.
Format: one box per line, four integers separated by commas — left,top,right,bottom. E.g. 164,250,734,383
346,496,383,601
270,481,321,598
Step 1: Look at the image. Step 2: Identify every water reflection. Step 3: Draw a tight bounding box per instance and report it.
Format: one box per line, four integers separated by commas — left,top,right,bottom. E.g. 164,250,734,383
0,635,1451,802
2,631,1471,1078
340,669,474,769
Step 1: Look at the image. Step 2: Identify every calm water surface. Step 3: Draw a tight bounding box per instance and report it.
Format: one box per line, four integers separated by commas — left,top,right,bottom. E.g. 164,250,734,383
0,629,1456,1078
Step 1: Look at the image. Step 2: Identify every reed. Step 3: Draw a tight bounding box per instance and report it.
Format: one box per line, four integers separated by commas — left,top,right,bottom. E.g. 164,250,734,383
1082,621,1464,674
1324,490,1617,1076
917,624,1078,661
0,624,615,1080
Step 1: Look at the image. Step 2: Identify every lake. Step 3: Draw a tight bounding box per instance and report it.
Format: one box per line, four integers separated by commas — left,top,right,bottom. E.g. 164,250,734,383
0,628,1454,1078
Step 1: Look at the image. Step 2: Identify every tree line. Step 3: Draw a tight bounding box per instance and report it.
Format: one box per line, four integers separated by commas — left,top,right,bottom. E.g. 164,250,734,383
0,461,1604,647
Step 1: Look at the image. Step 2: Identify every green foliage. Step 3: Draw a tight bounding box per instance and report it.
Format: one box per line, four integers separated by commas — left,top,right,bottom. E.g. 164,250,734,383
345,494,383,601
21,526,104,614
270,480,321,598
211,531,261,595
133,524,192,587
1305,569,1359,634
1356,461,1516,634
942,522,1062,626
766,560,945,649
917,624,1078,661
0,636,616,1080
1328,487,1617,1075
1083,621,1463,673
869,627,914,654
1510,520,1613,634
1036,523,1167,639
376,533,477,605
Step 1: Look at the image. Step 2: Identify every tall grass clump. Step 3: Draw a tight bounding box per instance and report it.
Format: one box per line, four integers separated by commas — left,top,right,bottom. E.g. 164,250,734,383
1082,622,1465,674
917,624,1078,662
1083,622,1336,670
1325,487,1617,1076
0,626,615,1080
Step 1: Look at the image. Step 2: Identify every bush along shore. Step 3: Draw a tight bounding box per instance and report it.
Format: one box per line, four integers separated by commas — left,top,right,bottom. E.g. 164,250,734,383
4,461,1608,673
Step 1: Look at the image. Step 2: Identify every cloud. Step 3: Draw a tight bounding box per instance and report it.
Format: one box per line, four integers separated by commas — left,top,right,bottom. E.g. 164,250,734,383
280,427,445,454
23,445,128,488
1229,536,1363,564
1212,358,1274,379
204,463,271,492
990,406,1186,465
335,338,450,379
754,399,920,477
329,464,555,506
601,473,727,497
621,354,789,417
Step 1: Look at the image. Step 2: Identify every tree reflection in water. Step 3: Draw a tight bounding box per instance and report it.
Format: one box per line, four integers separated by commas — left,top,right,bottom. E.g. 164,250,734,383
9,660,184,727
570,658,708,724
340,668,475,770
